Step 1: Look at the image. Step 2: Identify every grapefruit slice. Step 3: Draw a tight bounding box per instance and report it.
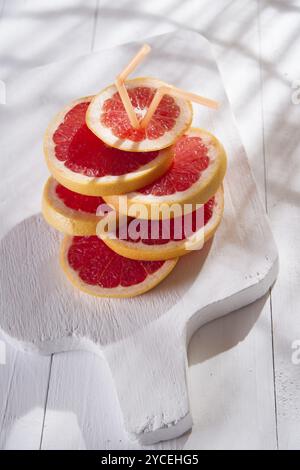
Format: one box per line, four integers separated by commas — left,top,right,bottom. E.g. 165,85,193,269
104,128,227,219
99,188,224,261
60,235,178,298
44,96,173,196
42,177,110,236
86,77,193,152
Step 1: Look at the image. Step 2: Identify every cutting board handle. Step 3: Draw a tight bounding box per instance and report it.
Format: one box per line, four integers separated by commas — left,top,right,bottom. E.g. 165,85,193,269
103,319,192,445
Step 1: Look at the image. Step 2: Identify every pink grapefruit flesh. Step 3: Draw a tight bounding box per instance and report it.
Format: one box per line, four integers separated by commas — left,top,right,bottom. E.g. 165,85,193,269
55,183,105,214
68,236,164,286
103,128,227,219
99,187,224,260
117,197,215,246
86,78,193,152
53,101,159,176
42,177,108,236
139,135,210,196
60,235,178,297
44,97,174,196
101,86,180,142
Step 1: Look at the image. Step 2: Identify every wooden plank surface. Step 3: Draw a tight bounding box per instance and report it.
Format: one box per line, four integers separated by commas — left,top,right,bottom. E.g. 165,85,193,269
41,352,185,450
0,349,51,450
0,0,98,80
0,0,299,450
258,1,300,450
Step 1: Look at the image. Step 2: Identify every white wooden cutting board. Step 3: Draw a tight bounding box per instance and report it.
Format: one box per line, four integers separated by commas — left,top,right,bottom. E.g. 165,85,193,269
0,30,278,445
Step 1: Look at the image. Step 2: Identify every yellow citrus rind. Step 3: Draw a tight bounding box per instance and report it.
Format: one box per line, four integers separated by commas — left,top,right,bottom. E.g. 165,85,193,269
42,177,103,236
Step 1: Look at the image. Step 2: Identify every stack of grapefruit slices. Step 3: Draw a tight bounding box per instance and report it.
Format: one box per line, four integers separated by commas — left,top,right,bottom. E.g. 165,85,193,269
42,49,227,298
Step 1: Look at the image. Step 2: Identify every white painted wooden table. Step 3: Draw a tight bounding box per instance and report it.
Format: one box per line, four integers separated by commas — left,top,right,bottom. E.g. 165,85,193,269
0,0,299,450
